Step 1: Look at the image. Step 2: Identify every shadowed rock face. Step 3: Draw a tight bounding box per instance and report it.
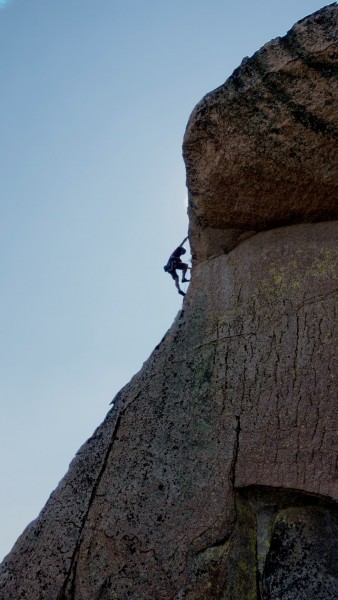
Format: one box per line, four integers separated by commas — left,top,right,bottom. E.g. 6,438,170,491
183,3,338,260
1,5,337,600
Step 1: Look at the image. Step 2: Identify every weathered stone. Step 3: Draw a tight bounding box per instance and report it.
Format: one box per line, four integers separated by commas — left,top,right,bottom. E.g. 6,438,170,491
1,5,337,600
227,487,338,600
1,221,336,599
183,3,338,259
262,506,338,600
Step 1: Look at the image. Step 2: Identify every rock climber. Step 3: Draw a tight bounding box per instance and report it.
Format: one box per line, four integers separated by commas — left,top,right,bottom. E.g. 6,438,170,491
164,236,191,296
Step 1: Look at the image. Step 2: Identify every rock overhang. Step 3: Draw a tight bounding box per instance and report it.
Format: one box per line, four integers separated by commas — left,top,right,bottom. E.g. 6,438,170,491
183,3,338,260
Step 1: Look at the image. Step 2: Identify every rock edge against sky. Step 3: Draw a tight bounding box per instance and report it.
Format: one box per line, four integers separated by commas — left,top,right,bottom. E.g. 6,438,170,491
0,4,337,599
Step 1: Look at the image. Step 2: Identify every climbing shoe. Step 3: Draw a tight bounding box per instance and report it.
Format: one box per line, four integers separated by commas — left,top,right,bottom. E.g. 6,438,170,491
182,278,190,283
178,290,185,296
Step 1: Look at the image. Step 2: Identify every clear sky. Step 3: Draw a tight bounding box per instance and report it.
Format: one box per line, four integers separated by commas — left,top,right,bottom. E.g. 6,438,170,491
0,0,331,562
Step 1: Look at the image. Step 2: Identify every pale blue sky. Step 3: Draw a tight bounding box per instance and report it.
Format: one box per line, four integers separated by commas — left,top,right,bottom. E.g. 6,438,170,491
0,0,330,561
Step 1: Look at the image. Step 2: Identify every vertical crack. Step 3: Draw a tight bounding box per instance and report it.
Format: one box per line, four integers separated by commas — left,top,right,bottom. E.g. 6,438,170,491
230,415,241,488
57,413,123,599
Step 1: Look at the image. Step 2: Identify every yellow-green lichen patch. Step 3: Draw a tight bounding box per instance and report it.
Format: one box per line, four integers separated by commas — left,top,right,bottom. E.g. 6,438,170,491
311,249,338,279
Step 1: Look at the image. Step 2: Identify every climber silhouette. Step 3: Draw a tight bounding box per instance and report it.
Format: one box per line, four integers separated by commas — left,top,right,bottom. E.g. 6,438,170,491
164,236,191,296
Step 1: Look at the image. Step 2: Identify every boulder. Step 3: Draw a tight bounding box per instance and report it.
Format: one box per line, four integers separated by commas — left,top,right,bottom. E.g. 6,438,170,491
183,3,338,259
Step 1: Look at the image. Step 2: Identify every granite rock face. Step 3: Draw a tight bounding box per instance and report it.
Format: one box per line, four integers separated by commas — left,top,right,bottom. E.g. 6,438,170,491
262,503,338,600
183,3,338,260
1,5,337,600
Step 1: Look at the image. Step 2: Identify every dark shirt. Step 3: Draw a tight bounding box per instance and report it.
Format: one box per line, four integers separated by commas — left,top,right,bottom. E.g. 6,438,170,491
171,246,185,259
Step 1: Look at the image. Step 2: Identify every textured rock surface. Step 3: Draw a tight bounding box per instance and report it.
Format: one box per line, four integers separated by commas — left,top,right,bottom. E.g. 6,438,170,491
1,5,337,600
183,3,338,260
262,504,338,600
